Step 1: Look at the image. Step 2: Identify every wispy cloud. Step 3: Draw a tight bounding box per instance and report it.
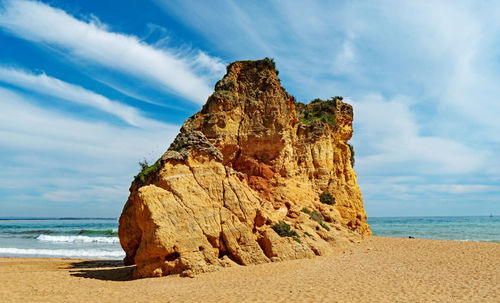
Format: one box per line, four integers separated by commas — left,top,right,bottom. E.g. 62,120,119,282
153,0,500,216
41,185,126,204
0,0,224,104
0,87,178,216
350,94,487,176
0,66,158,127
1,0,499,217
153,0,276,57
0,87,176,159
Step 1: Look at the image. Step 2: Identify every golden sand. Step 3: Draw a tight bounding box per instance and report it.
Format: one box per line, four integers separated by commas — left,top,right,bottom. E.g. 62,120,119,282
1,237,499,302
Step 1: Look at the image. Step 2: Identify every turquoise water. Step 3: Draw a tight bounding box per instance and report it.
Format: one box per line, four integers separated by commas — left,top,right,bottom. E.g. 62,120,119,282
0,216,498,259
0,219,123,259
368,216,500,243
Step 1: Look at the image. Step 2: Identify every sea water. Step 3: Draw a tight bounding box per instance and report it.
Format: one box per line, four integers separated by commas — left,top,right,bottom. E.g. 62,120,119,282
0,218,124,259
1,216,498,259
368,216,500,243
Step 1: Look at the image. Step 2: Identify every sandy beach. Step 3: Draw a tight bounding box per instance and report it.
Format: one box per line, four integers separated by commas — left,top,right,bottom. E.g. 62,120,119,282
1,236,498,303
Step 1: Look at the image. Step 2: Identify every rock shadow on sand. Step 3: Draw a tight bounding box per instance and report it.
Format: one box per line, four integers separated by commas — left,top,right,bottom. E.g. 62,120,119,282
69,260,135,281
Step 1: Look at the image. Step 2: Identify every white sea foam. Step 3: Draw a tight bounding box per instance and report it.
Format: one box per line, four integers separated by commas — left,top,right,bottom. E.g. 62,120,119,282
0,247,124,259
36,234,120,244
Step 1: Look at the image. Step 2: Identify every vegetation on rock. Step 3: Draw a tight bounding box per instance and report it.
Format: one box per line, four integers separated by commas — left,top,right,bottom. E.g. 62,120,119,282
319,222,331,231
296,97,343,127
272,222,300,242
348,143,355,167
135,159,161,183
262,57,276,71
301,208,330,231
320,191,336,205
237,57,279,75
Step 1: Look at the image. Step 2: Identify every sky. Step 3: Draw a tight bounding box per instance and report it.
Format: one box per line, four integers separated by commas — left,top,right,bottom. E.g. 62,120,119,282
0,0,499,218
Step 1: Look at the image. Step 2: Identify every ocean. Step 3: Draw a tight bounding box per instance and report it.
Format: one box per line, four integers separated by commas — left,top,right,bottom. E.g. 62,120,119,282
0,218,123,259
0,216,498,259
368,216,500,243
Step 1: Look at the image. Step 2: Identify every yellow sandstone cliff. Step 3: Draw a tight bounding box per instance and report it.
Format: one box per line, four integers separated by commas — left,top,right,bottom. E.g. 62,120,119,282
118,59,371,278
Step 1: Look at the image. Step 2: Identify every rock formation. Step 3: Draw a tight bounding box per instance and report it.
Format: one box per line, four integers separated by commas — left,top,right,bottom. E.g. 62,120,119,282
118,58,371,278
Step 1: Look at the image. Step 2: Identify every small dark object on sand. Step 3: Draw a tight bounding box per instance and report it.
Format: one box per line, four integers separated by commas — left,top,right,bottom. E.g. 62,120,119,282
408,236,415,239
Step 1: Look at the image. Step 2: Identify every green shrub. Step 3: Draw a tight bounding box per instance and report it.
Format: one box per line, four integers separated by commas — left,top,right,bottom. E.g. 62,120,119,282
139,159,149,170
348,143,355,167
238,58,279,75
320,191,335,205
272,222,301,242
134,159,161,183
298,98,336,127
319,222,331,231
304,231,312,237
272,222,298,237
299,112,335,126
301,207,311,215
262,57,275,69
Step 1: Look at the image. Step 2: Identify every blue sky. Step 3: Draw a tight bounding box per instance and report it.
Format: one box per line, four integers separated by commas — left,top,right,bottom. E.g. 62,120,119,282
0,0,499,218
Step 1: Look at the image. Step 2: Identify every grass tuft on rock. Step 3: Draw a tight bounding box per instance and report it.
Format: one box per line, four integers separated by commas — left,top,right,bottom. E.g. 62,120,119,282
135,160,161,183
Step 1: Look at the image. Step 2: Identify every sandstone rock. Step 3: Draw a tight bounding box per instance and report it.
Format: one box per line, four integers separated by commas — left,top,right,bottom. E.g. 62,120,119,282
119,58,371,278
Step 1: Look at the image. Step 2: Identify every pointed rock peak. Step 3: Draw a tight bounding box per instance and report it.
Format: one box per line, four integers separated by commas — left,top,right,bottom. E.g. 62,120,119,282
213,57,281,97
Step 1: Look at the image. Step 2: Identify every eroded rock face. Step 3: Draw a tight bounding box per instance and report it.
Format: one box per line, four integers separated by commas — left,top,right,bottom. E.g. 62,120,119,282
118,59,371,278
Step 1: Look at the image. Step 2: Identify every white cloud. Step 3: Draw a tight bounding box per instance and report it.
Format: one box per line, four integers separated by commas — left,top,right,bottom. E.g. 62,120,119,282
0,87,177,158
1,0,499,216
350,94,487,175
0,66,157,127
154,0,275,57
0,0,224,104
0,87,178,214
333,40,356,74
435,184,499,195
41,185,126,204
191,51,226,78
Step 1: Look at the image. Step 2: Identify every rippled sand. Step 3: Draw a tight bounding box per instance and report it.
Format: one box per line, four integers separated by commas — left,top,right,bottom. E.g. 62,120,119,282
1,237,499,302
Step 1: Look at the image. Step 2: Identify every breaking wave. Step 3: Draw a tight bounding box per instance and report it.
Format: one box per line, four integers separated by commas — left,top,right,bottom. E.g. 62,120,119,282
0,247,124,259
36,234,119,244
